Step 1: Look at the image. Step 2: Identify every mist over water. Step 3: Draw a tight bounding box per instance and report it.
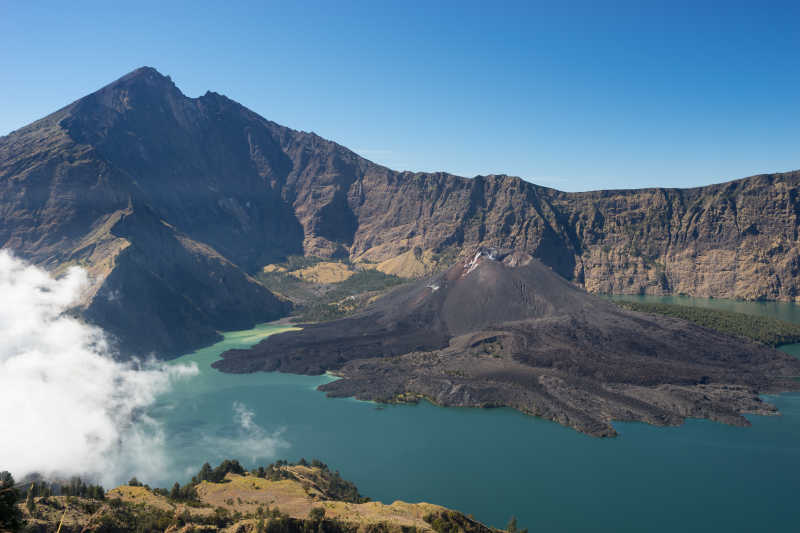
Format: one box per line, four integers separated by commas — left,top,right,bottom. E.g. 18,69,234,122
143,325,297,486
0,251,198,486
201,401,288,466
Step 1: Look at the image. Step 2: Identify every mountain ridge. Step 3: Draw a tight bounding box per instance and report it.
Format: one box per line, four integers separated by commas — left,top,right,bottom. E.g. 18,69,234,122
2,66,800,355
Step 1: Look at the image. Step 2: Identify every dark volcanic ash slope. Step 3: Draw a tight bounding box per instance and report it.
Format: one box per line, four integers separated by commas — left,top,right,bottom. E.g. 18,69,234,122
214,250,800,436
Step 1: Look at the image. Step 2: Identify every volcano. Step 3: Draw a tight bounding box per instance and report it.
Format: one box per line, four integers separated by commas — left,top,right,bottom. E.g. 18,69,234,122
214,249,800,436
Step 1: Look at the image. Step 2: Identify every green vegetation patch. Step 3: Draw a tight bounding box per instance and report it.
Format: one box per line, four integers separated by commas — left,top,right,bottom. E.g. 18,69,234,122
324,270,405,300
291,270,406,323
258,255,407,323
616,301,800,346
423,509,507,533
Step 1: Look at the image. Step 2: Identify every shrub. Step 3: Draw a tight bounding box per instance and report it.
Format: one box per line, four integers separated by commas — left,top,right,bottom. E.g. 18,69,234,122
616,301,800,346
308,507,325,522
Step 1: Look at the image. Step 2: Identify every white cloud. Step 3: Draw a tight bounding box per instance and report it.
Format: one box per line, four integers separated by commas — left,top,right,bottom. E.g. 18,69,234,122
0,250,198,487
200,402,288,465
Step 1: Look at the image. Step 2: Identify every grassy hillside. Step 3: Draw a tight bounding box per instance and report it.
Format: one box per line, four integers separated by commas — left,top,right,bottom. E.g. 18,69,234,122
4,460,508,533
615,301,800,346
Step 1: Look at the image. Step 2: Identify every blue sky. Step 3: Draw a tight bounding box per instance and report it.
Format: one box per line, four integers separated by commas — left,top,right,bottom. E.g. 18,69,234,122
1,0,798,191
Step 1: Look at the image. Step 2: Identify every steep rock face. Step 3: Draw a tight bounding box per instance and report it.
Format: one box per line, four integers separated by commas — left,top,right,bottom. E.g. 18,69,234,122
345,172,800,301
2,66,800,356
348,174,582,279
552,176,800,300
58,67,307,269
82,205,290,355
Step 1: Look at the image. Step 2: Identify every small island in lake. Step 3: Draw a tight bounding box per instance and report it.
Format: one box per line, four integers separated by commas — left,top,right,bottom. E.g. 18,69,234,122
215,249,800,437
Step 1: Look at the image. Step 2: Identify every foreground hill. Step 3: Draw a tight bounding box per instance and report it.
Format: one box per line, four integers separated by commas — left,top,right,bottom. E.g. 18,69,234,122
11,460,501,533
2,66,800,354
215,250,800,437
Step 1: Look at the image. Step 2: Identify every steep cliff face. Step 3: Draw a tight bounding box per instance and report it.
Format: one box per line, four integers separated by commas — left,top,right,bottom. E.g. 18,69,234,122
347,174,583,280
553,175,800,300
1,66,799,356
344,170,800,301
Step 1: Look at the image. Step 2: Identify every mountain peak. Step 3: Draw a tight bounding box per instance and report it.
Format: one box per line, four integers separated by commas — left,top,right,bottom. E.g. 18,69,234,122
107,66,178,94
119,65,172,83
57,66,186,145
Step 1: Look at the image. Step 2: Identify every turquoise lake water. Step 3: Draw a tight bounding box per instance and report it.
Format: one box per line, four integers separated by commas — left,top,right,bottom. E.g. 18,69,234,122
150,298,800,533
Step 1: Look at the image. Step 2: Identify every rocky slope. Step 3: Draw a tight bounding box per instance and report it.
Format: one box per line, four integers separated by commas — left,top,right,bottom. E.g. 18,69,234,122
2,66,800,355
0,67,306,356
214,250,800,437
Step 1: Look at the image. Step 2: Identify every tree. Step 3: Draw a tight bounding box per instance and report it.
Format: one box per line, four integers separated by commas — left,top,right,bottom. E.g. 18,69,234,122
198,463,213,482
170,483,180,500
213,506,231,528
177,508,192,526
506,516,527,533
507,516,517,533
128,477,141,487
211,460,245,482
181,484,198,501
0,471,23,532
85,484,104,500
25,489,35,515
309,507,325,522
